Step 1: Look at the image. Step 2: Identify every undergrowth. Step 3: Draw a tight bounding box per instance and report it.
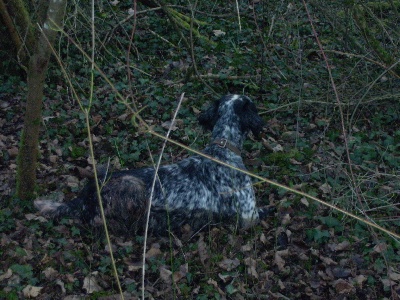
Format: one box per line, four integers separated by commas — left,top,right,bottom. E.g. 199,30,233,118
0,0,399,299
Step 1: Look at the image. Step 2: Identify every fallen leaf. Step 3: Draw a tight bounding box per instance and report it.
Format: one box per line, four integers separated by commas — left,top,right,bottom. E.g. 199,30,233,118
212,29,226,37
241,243,252,252
198,234,209,266
146,243,162,259
260,233,267,244
173,263,188,283
381,278,393,288
128,262,143,272
42,267,58,280
218,258,240,271
278,279,285,290
333,279,355,294
83,274,102,294
49,155,58,163
373,242,387,253
218,273,232,283
319,183,332,194
22,285,43,298
244,257,258,279
334,240,351,251
389,272,400,281
0,268,12,281
319,255,337,266
272,144,283,152
300,197,309,207
281,213,291,225
159,266,172,284
290,158,301,165
56,279,66,293
161,119,183,131
7,147,18,158
92,115,102,124
207,278,226,296
192,106,201,114
275,249,289,271
64,175,80,188
354,275,367,288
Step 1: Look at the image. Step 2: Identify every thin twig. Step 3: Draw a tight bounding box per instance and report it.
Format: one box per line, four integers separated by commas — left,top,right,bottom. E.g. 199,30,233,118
141,93,186,299
235,0,242,31
302,1,366,215
89,1,124,298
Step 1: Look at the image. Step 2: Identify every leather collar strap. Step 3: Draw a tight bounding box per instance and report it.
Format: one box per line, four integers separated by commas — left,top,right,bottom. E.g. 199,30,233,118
212,138,241,156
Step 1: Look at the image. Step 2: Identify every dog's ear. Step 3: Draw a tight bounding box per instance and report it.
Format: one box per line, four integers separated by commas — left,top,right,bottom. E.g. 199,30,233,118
198,100,220,131
236,96,265,137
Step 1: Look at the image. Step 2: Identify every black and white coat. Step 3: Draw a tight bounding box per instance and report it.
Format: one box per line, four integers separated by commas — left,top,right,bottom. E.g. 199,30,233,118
35,94,265,235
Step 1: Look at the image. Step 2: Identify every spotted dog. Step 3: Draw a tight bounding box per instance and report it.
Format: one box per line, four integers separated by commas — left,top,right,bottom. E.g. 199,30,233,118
35,95,265,235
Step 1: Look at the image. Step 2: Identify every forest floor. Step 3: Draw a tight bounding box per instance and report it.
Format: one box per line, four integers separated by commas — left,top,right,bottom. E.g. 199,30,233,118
1,1,400,299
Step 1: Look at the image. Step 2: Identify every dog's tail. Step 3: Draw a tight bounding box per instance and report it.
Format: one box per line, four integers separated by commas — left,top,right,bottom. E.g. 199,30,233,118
34,173,149,225
34,196,86,220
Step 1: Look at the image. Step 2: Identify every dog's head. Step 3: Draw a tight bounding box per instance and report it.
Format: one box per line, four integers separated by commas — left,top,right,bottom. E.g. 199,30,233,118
198,94,265,137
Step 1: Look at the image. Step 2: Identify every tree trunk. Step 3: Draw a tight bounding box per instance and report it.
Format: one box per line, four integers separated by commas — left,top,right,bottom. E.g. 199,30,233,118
16,0,67,200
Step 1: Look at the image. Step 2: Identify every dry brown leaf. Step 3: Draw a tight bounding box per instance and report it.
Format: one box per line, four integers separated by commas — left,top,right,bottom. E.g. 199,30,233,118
22,285,43,298
318,270,333,281
172,263,188,283
319,255,337,266
244,257,258,279
260,233,267,244
319,183,332,194
92,115,102,124
212,29,226,37
55,279,66,293
207,278,226,296
192,106,201,114
75,166,94,178
146,243,162,259
354,274,367,288
389,272,400,281
55,147,63,156
42,267,58,280
83,274,102,294
128,261,143,272
380,278,393,289
7,147,18,158
64,175,80,188
281,213,291,225
161,119,183,131
300,197,309,207
159,266,172,284
274,253,285,271
334,240,350,251
333,279,355,294
241,243,252,252
218,257,240,271
278,279,285,290
218,273,232,283
290,158,302,165
198,234,209,266
272,144,283,152
373,242,387,253
49,155,58,163
0,268,12,281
